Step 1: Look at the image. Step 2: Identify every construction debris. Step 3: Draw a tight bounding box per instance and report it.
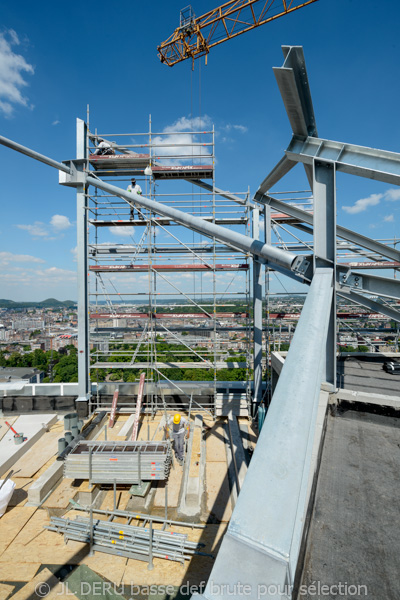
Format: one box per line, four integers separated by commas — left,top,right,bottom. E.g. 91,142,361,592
46,515,205,564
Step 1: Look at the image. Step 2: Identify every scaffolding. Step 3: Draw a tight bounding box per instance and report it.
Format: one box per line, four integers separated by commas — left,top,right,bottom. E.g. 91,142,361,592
84,119,253,415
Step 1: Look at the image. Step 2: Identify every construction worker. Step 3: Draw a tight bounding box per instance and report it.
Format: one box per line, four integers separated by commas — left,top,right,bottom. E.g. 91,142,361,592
166,413,188,465
93,138,114,156
127,177,143,220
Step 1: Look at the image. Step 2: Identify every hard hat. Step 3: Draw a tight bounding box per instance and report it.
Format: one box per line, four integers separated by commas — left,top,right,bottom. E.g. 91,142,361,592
173,413,181,425
131,177,136,183
98,138,104,143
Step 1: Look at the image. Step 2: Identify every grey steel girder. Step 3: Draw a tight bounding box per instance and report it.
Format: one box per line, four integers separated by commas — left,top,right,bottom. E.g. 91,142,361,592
0,134,309,279
260,195,400,263
82,176,310,278
189,179,248,206
273,45,318,188
336,265,400,300
255,155,297,195
273,46,318,138
286,134,400,186
336,288,400,324
193,269,334,600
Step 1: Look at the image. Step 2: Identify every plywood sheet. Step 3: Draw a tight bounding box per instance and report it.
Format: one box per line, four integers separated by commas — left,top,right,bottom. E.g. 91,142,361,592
0,507,37,556
205,422,228,462
8,477,34,507
0,582,14,599
82,553,128,588
8,567,79,600
0,562,40,582
43,478,78,509
121,524,226,588
206,462,232,522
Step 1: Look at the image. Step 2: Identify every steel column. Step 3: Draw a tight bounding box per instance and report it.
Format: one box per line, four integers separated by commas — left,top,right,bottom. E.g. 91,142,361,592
313,160,336,387
76,119,90,405
252,208,263,407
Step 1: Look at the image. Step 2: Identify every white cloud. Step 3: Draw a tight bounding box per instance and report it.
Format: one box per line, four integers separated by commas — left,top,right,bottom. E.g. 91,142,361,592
0,251,45,265
223,123,248,134
35,267,76,282
17,214,73,238
343,187,400,214
70,246,77,262
385,188,400,201
17,221,48,237
151,115,212,166
383,214,394,222
0,29,34,117
52,119,60,126
51,214,72,230
342,193,382,214
108,226,135,238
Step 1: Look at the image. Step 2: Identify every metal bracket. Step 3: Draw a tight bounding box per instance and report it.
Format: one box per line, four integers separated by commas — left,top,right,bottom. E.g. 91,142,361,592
292,255,312,278
339,269,363,289
59,159,87,187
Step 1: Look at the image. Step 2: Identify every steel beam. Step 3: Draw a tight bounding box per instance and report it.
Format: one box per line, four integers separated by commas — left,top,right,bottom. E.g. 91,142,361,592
260,195,400,263
189,179,248,206
0,134,309,278
286,134,400,186
273,45,318,188
273,46,318,138
336,288,400,324
84,176,308,276
313,160,336,387
336,265,400,300
193,269,333,600
253,155,297,196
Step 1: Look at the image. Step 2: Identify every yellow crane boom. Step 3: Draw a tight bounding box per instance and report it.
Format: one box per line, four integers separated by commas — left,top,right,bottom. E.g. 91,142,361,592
158,0,318,66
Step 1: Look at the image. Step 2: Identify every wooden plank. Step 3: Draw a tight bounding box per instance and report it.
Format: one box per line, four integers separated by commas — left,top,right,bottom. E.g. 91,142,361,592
108,389,119,428
131,372,145,441
10,427,62,478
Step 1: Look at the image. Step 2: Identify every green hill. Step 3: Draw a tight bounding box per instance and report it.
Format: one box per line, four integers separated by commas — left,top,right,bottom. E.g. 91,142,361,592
0,298,76,309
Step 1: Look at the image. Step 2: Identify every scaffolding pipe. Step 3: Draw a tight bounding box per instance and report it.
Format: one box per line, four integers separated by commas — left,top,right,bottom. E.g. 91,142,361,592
0,133,304,275
86,175,301,274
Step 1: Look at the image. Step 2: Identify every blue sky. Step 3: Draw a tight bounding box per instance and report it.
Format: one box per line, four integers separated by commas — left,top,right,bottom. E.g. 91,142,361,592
0,0,400,301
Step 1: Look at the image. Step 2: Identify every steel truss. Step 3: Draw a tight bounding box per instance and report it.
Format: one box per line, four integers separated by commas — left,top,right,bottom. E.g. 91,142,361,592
1,43,400,600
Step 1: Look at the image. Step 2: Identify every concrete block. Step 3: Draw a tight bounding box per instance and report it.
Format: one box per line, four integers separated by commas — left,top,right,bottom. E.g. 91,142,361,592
0,414,58,477
27,460,63,505
118,413,135,438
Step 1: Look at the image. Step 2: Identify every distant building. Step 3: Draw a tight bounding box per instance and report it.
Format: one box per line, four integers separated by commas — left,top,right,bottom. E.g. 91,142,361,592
0,367,45,384
11,319,45,331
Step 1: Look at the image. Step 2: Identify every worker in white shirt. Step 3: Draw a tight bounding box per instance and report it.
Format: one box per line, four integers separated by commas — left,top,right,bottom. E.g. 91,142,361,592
93,138,114,155
166,413,189,465
127,178,144,220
